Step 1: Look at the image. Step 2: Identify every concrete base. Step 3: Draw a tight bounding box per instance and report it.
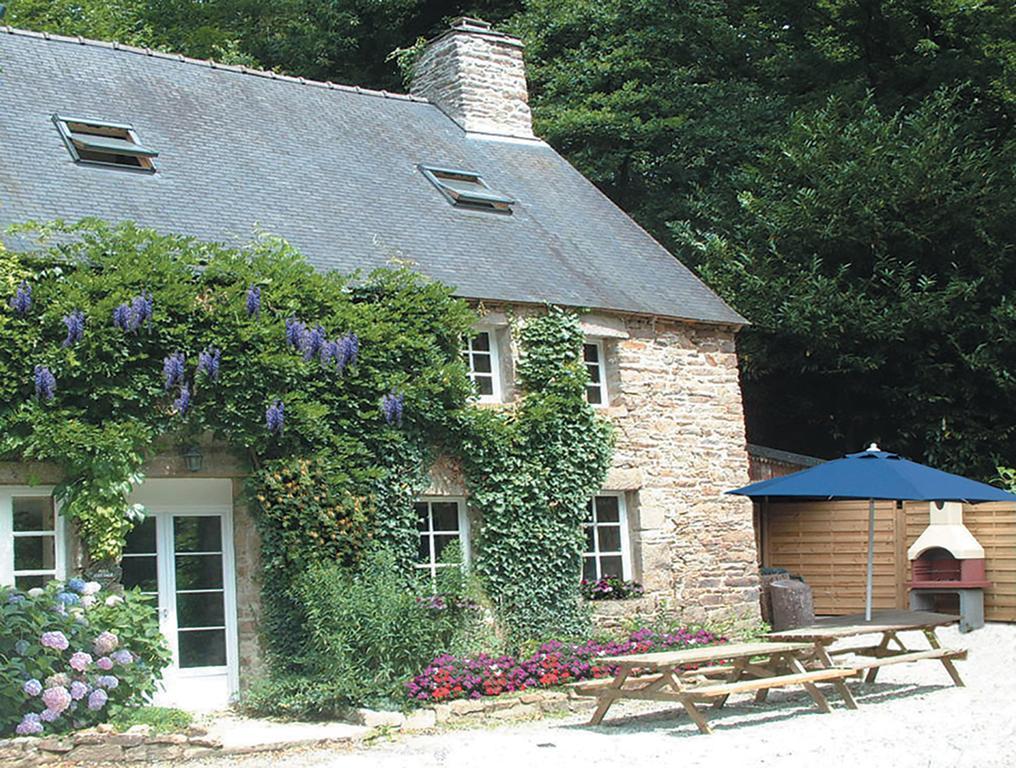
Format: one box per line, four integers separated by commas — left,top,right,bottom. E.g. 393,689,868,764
909,588,985,633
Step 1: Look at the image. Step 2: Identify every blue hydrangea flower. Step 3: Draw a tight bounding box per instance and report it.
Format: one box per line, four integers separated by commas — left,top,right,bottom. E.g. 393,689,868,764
14,639,30,655
15,713,42,735
66,577,87,594
69,681,89,701
246,285,261,317
285,317,305,348
9,281,32,314
163,353,186,391
87,688,108,710
173,383,191,416
55,592,80,607
62,310,86,347
34,365,56,401
8,593,26,606
381,392,404,427
197,348,221,382
23,678,42,697
266,400,284,435
96,675,119,690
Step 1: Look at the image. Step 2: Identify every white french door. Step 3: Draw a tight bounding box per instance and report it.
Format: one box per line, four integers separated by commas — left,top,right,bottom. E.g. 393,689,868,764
122,480,238,710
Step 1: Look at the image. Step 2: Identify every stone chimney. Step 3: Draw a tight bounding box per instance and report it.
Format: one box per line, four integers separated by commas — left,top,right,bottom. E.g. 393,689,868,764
411,17,534,139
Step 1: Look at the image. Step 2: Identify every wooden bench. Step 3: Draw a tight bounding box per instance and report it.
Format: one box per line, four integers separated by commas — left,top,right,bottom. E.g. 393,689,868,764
688,668,857,701
848,647,967,686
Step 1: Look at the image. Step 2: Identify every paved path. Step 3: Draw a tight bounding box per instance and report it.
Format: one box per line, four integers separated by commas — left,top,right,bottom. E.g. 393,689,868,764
180,622,1016,768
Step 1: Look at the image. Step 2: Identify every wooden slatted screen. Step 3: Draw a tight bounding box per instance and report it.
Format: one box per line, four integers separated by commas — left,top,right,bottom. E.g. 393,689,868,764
762,500,1015,621
761,501,905,615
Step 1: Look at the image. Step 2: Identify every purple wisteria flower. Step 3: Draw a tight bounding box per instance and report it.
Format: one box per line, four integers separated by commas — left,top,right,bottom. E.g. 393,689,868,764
40,631,69,651
285,317,306,348
87,688,108,711
93,631,118,655
300,325,326,361
245,285,261,317
381,391,404,427
110,649,133,665
197,348,221,382
69,681,89,701
173,383,191,416
16,713,43,735
113,292,153,332
9,281,32,314
346,332,359,365
266,400,285,435
130,292,153,331
163,352,186,391
96,656,114,671
23,679,42,697
69,652,92,672
112,303,131,331
96,675,119,690
34,365,56,401
62,310,86,347
41,686,71,714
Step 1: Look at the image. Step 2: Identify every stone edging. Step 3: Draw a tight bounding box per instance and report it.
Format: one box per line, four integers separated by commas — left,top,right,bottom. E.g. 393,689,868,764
0,724,220,767
352,686,595,730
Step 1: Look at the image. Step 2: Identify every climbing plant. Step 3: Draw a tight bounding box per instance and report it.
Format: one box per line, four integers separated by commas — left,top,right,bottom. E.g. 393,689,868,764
459,308,615,643
0,220,615,699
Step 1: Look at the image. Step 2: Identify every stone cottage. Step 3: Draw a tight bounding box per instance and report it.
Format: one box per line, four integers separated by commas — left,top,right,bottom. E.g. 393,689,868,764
0,18,759,709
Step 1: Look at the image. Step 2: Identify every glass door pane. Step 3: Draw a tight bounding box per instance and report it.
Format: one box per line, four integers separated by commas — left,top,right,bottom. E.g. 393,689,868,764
173,516,227,668
121,517,159,596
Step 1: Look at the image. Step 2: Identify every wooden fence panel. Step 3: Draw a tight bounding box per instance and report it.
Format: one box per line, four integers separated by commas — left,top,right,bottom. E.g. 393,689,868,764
762,501,901,615
762,500,1016,622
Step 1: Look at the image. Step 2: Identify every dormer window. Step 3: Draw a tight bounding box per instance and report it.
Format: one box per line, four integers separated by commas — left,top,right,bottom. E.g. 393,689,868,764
53,115,158,171
420,166,513,213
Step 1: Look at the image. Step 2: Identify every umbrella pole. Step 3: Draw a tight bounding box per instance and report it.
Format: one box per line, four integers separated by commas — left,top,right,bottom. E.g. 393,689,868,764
865,498,875,622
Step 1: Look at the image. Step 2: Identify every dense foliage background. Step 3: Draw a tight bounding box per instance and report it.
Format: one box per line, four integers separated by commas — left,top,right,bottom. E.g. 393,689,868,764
6,0,1014,476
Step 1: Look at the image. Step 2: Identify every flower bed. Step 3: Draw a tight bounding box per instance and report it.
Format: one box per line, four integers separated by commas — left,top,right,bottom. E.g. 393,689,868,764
406,627,724,703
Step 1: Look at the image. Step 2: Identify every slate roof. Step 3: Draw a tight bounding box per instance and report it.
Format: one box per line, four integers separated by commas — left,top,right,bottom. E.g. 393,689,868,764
0,27,746,325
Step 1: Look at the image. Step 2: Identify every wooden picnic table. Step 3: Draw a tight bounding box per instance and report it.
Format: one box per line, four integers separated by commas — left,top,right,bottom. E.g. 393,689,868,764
580,640,857,734
767,610,967,688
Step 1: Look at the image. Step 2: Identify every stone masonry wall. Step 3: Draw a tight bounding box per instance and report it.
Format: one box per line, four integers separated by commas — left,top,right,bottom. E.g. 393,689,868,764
605,317,759,626
411,18,534,138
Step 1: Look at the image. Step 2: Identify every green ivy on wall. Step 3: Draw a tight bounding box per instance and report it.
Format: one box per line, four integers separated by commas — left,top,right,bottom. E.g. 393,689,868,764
0,219,615,661
459,308,615,643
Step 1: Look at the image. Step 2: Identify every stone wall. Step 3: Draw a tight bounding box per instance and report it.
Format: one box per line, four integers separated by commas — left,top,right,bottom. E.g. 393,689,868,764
605,317,759,626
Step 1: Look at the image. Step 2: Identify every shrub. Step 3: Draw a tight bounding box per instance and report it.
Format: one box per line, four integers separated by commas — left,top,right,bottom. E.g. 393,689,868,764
406,626,725,704
580,577,644,601
244,547,482,717
0,580,170,736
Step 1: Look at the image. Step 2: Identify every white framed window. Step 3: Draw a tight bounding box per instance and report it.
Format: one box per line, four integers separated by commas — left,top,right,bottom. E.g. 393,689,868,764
583,340,608,406
414,497,470,581
582,493,631,581
463,329,502,402
0,488,66,589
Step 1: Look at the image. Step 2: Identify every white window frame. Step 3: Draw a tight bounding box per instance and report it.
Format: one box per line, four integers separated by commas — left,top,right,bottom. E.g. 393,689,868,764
583,339,609,407
582,492,631,580
414,497,470,581
0,487,66,588
463,329,502,403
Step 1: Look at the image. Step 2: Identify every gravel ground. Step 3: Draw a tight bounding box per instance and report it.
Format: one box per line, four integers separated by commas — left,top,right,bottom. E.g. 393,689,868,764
183,622,1016,768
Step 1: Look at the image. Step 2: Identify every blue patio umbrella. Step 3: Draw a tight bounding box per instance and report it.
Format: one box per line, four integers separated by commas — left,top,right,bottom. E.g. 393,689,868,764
728,444,1016,620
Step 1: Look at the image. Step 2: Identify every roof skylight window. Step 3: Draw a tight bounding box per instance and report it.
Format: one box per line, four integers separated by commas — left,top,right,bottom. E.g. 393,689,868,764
420,166,513,213
53,115,158,171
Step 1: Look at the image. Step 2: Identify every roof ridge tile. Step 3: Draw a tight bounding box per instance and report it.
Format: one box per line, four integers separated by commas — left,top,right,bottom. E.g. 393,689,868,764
0,24,428,105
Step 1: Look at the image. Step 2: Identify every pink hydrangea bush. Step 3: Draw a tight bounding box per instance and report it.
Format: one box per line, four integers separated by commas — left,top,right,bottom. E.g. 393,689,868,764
1,580,170,736
406,627,725,703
